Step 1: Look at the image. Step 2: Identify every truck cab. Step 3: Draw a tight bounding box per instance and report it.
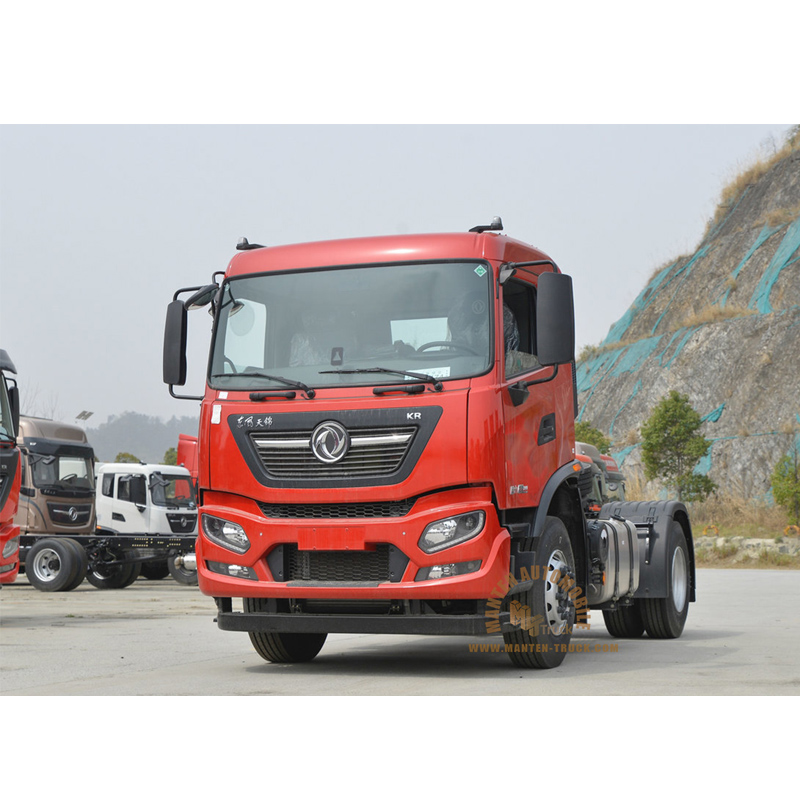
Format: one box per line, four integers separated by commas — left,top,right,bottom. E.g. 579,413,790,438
95,463,197,536
14,416,96,536
0,349,21,584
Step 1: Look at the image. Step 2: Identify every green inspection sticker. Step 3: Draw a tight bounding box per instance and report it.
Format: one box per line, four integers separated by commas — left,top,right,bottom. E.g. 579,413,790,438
474,266,487,277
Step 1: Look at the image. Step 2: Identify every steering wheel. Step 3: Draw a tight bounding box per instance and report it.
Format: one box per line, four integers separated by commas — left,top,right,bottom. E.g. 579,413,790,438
223,357,238,373
61,474,78,481
416,340,479,356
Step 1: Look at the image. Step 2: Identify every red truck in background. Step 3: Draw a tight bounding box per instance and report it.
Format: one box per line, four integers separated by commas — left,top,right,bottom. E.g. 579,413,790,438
0,350,22,585
177,433,199,484
163,218,695,669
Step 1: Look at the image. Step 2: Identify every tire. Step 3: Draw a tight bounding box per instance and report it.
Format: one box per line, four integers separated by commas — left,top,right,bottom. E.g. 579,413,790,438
244,597,327,663
141,560,170,580
26,538,81,592
167,555,198,586
502,516,576,669
640,522,691,639
87,560,142,589
602,603,645,638
61,539,89,592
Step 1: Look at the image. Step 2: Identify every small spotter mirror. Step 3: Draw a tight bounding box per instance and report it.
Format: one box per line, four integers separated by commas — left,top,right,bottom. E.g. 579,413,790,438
184,284,219,310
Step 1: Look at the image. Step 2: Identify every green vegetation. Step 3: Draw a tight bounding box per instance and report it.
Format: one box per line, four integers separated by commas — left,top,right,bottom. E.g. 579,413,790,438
771,442,800,525
640,391,716,502
574,421,611,454
114,452,140,463
163,446,178,466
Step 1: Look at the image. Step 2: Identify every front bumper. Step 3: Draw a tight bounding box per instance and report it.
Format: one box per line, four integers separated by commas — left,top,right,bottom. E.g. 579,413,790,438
214,598,519,636
196,487,511,601
0,523,20,585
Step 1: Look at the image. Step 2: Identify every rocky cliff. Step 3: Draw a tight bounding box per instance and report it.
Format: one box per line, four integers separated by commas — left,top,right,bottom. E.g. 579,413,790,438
577,138,800,498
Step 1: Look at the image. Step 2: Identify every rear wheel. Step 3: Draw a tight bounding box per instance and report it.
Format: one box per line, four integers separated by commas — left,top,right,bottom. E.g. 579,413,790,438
503,516,576,669
87,560,142,589
602,603,645,638
26,538,80,592
244,598,327,663
641,522,691,639
168,555,198,586
141,560,170,580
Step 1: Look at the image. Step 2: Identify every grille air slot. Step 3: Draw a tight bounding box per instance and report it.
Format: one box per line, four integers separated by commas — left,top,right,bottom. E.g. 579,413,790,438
259,499,415,519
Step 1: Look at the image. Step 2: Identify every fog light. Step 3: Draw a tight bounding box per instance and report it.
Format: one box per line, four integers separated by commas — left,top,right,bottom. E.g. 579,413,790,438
416,560,481,581
418,511,485,553
2,536,19,559
202,515,251,553
207,561,258,581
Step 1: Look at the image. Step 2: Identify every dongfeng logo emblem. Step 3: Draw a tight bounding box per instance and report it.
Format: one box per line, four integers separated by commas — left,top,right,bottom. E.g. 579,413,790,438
68,507,78,522
311,421,350,464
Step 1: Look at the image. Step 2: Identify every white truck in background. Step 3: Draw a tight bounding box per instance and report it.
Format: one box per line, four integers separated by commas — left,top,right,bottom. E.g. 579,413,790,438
95,462,198,584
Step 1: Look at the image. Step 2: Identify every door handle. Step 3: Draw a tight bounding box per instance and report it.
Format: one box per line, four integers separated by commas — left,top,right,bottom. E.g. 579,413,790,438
537,413,556,445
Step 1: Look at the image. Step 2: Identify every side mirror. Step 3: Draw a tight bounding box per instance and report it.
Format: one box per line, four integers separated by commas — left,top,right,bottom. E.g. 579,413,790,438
163,300,188,386
536,272,575,366
8,384,20,437
131,475,147,507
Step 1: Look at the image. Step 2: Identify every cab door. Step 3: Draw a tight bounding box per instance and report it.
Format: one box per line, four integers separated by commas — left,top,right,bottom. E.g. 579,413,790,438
500,277,564,509
114,473,150,534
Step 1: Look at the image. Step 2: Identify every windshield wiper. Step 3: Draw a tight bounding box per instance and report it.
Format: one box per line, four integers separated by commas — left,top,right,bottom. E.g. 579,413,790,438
319,367,443,392
211,372,316,399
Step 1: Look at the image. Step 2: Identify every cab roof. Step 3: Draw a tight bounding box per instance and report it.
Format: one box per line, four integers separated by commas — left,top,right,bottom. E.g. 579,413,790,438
225,231,556,278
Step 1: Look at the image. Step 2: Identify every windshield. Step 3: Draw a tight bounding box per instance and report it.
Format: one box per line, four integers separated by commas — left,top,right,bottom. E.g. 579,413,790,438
150,475,196,508
29,451,95,495
209,261,494,392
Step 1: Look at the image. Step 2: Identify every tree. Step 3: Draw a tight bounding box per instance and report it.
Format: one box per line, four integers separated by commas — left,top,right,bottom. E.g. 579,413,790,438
772,443,800,525
640,391,716,502
114,452,140,463
574,421,611,454
163,447,178,466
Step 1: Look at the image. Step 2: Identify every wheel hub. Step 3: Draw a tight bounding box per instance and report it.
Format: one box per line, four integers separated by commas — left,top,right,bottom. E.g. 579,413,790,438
544,549,575,634
672,546,688,613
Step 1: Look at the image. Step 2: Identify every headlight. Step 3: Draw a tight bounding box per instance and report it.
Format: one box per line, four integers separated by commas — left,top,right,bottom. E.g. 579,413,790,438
202,515,250,553
418,511,485,554
2,536,19,559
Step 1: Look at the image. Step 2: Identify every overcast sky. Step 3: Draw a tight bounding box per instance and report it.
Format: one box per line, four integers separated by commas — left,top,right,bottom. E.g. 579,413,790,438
0,124,793,426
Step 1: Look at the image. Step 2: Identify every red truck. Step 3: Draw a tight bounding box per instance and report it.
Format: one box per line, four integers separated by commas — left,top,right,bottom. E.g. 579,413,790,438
163,219,695,668
1,350,22,585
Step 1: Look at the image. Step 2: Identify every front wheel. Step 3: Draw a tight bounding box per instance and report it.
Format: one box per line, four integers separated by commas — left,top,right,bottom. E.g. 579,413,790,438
640,522,691,639
244,598,327,663
502,516,576,669
26,538,81,592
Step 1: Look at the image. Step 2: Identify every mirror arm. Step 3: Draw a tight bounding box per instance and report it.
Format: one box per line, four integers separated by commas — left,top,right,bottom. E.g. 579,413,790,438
169,385,204,402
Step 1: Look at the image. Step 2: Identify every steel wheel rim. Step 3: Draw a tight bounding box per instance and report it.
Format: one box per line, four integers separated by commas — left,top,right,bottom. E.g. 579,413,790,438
671,546,688,613
31,548,61,583
544,549,573,634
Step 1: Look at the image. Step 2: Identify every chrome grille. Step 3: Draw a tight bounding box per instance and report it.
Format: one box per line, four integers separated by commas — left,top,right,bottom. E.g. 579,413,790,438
251,425,416,479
